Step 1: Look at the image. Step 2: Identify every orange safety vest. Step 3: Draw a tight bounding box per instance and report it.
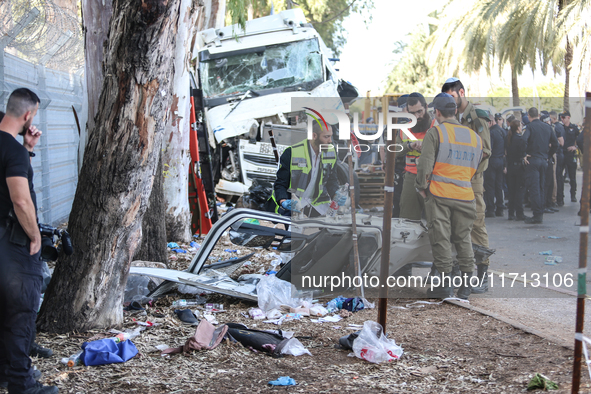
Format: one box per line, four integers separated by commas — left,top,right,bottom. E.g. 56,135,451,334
400,119,436,175
429,122,482,202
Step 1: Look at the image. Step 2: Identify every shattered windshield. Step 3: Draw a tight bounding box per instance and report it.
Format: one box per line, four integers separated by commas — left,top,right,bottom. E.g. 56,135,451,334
200,38,323,99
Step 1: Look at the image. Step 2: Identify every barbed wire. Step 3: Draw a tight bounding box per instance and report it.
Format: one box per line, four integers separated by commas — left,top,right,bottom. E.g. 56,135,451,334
0,0,83,72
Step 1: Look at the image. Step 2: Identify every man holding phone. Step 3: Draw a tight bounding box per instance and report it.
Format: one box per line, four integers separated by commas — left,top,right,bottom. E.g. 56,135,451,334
0,88,58,394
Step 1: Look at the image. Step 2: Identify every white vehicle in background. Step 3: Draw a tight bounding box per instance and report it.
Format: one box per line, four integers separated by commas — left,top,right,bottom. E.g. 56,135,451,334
193,9,357,201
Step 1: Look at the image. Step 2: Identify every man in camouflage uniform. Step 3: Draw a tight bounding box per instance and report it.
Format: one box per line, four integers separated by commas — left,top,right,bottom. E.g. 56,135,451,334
441,78,491,293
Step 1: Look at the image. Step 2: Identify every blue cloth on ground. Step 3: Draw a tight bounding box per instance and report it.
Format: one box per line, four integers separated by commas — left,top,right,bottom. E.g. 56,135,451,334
81,338,138,366
269,376,297,386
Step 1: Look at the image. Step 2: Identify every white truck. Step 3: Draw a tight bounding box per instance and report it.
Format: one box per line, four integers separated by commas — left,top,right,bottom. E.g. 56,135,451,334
193,9,356,201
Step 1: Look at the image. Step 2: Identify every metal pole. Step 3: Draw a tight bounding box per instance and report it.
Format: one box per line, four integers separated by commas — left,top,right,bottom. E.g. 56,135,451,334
364,91,371,124
572,92,591,393
377,96,396,329
268,129,280,164
347,141,363,298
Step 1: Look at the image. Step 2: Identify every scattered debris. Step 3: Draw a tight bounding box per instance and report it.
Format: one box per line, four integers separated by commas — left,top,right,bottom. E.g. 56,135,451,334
538,250,553,255
268,376,297,386
527,373,558,390
80,337,138,366
352,321,403,364
174,309,199,325
162,320,228,355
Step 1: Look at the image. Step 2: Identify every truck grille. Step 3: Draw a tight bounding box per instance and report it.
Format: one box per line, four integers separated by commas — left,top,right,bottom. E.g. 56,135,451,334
243,153,278,166
246,173,276,183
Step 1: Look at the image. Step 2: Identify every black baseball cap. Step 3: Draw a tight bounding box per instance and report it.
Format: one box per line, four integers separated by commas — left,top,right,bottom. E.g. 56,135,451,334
432,93,457,111
397,94,409,108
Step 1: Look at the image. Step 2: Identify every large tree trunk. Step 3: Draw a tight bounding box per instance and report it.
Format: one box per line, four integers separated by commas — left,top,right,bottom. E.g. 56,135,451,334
163,0,223,241
197,0,226,31
564,36,572,112
162,2,199,242
134,151,168,263
38,0,185,333
511,65,520,107
80,0,113,171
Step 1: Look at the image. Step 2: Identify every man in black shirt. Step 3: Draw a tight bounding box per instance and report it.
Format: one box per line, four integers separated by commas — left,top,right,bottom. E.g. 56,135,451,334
523,107,559,224
0,88,58,394
484,116,506,217
561,111,580,202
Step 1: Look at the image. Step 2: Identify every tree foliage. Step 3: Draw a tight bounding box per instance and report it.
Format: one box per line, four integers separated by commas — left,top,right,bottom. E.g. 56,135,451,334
426,0,591,107
384,28,438,96
226,0,374,56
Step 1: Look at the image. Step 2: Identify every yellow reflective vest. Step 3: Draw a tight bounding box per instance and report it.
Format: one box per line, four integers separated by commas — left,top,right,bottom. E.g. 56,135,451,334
430,123,482,202
270,140,337,213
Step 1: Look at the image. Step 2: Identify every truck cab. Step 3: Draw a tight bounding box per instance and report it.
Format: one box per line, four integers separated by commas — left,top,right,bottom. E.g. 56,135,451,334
194,9,354,200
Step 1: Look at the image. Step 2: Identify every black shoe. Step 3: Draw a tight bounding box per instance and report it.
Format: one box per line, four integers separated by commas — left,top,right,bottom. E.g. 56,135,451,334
495,210,504,217
174,309,199,325
30,342,53,358
572,196,578,203
426,272,453,299
471,265,489,294
508,215,515,220
550,202,558,208
0,368,40,388
524,216,543,224
424,265,440,285
548,207,559,212
485,212,496,218
23,381,58,394
515,214,526,221
450,263,461,289
393,264,413,279
456,271,473,299
543,208,556,214
123,301,145,312
557,201,564,207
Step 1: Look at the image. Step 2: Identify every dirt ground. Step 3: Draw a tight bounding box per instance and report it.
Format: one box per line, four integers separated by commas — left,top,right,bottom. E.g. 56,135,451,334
2,296,586,394
6,219,588,393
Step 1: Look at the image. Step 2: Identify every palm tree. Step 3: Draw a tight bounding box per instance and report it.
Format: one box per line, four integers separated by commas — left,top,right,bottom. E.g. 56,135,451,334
552,0,591,109
428,0,591,110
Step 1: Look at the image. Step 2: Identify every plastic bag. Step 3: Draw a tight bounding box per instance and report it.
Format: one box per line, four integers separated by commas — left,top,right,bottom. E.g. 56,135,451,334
278,338,312,356
326,296,347,312
40,261,52,294
249,308,266,320
241,180,274,211
124,275,151,303
265,308,282,319
256,275,310,313
309,305,328,317
352,321,403,364
81,338,138,366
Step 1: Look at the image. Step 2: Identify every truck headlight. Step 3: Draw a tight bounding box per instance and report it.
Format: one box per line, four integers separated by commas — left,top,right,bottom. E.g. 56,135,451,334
249,123,258,140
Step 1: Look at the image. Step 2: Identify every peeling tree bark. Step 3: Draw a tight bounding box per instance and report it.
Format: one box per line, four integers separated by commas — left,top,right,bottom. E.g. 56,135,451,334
80,0,113,170
162,2,199,242
38,0,185,333
135,151,168,264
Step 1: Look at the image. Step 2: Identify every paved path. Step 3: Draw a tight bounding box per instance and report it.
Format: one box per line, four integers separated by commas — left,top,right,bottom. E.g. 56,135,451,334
469,170,591,346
